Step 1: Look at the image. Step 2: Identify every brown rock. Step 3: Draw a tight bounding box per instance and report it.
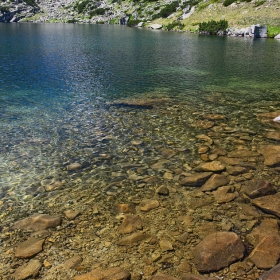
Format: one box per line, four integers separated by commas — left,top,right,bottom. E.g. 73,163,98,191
242,179,276,198
13,259,42,280
73,267,131,280
140,200,159,212
258,145,280,166
212,186,238,203
266,131,280,141
151,159,170,170
193,120,215,129
114,203,136,214
259,263,280,280
161,148,177,158
247,219,280,247
228,149,260,158
159,239,173,251
11,214,62,231
249,235,280,269
64,255,83,270
203,114,226,120
200,174,229,192
117,232,153,246
15,238,45,258
152,274,179,280
176,232,189,244
194,161,225,172
118,215,143,234
252,193,280,218
64,210,80,220
182,274,217,280
180,172,213,187
156,185,169,195
194,232,244,272
196,134,213,145
67,162,82,171
198,146,209,154
227,166,248,175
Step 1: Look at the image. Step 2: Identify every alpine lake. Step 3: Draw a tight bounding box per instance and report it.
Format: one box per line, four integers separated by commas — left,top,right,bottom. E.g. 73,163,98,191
1,23,280,280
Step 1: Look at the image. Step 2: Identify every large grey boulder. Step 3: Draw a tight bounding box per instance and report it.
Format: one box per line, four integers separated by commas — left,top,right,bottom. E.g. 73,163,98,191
275,34,280,39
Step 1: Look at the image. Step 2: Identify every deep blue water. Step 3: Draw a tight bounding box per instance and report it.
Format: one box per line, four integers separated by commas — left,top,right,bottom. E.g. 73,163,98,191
1,23,280,196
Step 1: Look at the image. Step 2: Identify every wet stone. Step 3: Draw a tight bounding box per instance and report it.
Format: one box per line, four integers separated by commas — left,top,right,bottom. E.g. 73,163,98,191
67,162,83,171
252,193,280,218
73,267,131,280
13,259,42,280
151,159,170,170
114,203,136,214
64,210,80,220
227,149,260,158
259,263,280,280
242,179,276,198
193,120,215,129
198,146,209,154
159,239,173,251
194,161,226,172
226,165,248,175
118,215,143,234
200,174,230,192
15,237,45,258
116,232,153,246
258,145,280,166
181,274,217,280
64,255,83,270
12,214,62,231
212,186,238,203
249,235,280,269
152,274,179,280
176,232,189,244
180,172,213,187
266,131,280,141
140,199,159,212
194,232,244,273
161,148,177,158
156,185,169,195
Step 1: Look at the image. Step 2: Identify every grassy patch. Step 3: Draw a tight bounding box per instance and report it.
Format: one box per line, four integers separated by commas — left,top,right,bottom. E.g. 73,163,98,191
165,20,185,30
267,25,280,37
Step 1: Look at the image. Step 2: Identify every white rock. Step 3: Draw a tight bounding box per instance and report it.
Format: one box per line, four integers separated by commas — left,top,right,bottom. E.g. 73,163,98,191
274,34,280,39
273,116,280,123
150,24,162,30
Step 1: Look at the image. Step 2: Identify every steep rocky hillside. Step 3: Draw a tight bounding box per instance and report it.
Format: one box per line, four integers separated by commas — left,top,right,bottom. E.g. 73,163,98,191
0,0,279,34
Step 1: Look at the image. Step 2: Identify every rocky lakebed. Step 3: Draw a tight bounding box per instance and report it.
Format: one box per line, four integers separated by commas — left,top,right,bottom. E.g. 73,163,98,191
1,95,280,280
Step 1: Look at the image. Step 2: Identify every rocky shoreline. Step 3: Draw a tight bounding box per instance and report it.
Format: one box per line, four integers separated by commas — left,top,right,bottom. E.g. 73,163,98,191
2,97,280,279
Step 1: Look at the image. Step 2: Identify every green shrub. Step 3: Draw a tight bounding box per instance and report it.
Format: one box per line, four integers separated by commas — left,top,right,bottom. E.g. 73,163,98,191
0,6,9,12
223,0,234,6
254,0,266,6
154,1,179,19
89,7,109,17
74,0,91,13
24,0,38,7
267,25,280,38
127,18,141,27
67,19,77,23
199,19,228,35
165,21,185,30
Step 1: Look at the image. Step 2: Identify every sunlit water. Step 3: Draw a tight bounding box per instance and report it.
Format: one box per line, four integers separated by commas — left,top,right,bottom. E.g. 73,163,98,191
1,23,280,207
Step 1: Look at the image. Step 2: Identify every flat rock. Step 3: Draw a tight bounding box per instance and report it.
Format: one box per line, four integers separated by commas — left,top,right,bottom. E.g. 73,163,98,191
11,214,62,231
194,161,225,172
200,174,229,192
64,210,80,220
63,255,83,270
194,232,244,273
249,235,280,269
67,162,82,171
73,267,131,280
159,239,173,251
258,145,280,166
226,165,248,175
151,159,170,170
114,203,136,214
13,259,42,280
252,193,280,218
152,274,179,280
247,218,280,247
116,232,153,246
266,131,280,141
180,172,213,187
182,274,217,280
118,215,143,234
259,263,280,280
140,199,159,212
156,185,169,195
150,23,162,29
242,179,276,198
212,186,238,203
203,114,226,120
193,120,215,129
161,148,177,158
227,149,260,158
15,238,45,258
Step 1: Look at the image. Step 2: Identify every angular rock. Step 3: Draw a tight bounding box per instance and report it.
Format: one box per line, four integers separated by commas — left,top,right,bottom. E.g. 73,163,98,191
63,255,83,270
11,214,62,231
156,185,169,195
212,186,238,203
118,215,143,234
161,148,177,159
242,179,276,198
252,193,280,218
266,131,280,141
200,174,230,192
226,165,248,175
180,172,213,187
151,159,170,170
159,239,173,251
73,267,131,280
194,232,244,272
194,161,225,172
117,232,153,246
249,235,280,269
114,203,136,214
258,145,280,166
13,259,42,280
64,210,80,220
152,274,179,280
259,263,280,280
227,149,260,158
140,199,159,212
182,274,217,280
15,238,45,258
150,23,162,29
176,232,189,244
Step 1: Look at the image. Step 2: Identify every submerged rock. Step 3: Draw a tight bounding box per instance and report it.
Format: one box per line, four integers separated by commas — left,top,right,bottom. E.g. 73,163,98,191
259,263,280,279
13,259,42,280
252,193,280,218
200,174,229,192
242,179,276,198
194,232,244,272
15,238,45,258
194,161,226,172
180,172,213,187
258,145,280,166
118,215,143,234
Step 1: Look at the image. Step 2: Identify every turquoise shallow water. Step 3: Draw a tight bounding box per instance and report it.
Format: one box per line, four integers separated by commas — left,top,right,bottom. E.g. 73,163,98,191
0,23,280,200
